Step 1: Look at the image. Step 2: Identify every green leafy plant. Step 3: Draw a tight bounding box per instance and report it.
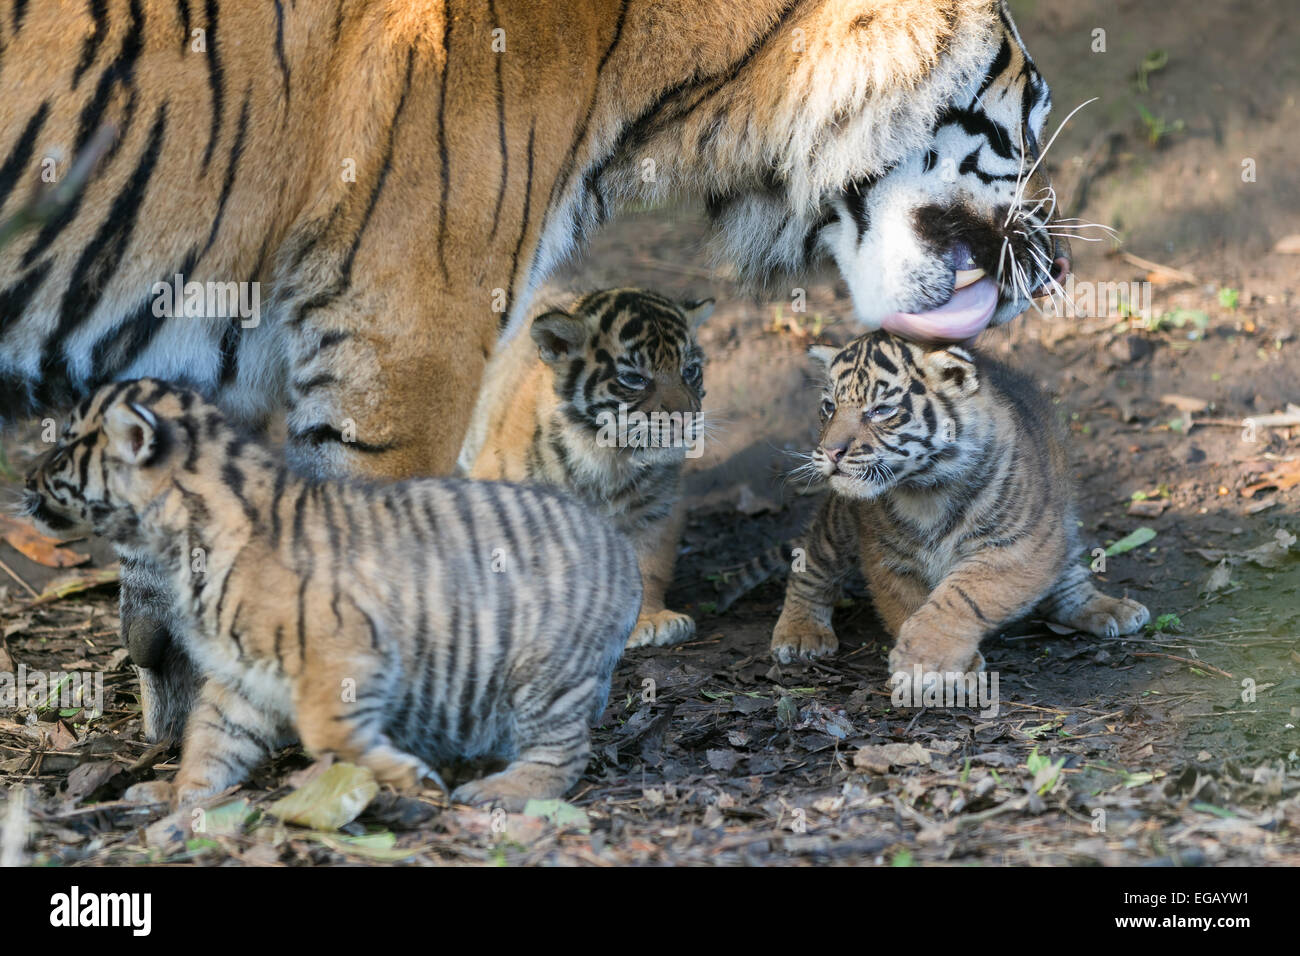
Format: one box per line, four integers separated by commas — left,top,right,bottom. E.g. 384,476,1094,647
1146,612,1183,635
1135,102,1184,147
1026,747,1066,795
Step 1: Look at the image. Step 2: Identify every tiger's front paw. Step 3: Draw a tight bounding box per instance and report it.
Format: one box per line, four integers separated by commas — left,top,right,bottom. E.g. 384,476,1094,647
123,780,175,805
172,779,226,809
626,609,695,649
770,604,838,664
888,621,984,701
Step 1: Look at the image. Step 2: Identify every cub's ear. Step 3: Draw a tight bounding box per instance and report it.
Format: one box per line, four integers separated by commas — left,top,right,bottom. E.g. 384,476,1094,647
103,402,159,466
926,346,979,395
530,310,588,365
682,298,715,330
807,344,841,375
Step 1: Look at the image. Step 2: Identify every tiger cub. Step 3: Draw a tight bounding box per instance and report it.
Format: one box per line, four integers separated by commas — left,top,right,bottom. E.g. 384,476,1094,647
772,332,1149,685
460,288,712,649
24,380,641,811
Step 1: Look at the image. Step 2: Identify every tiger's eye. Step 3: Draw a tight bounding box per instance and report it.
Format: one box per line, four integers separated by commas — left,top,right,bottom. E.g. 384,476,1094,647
820,398,836,418
682,364,702,386
866,405,898,422
617,371,649,390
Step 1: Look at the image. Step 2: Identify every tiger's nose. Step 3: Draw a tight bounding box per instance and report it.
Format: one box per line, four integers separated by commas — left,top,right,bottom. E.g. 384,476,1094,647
1031,253,1071,295
822,442,849,463
1048,235,1071,286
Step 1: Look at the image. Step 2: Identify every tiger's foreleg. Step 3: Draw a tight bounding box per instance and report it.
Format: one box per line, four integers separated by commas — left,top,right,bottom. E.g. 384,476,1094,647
172,678,290,807
770,495,859,663
119,553,202,743
625,498,695,649
887,552,1061,691
280,294,493,482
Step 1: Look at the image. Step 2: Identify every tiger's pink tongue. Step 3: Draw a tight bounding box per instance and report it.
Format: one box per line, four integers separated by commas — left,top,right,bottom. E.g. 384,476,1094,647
880,278,999,342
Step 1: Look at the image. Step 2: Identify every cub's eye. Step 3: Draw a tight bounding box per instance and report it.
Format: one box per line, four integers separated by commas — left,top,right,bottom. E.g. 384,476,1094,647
616,370,649,390
820,398,836,418
866,405,899,423
682,364,702,387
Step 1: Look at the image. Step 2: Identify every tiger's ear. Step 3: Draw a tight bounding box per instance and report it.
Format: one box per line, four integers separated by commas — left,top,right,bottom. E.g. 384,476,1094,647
926,346,979,395
103,402,159,466
530,310,588,365
682,298,715,330
807,344,840,376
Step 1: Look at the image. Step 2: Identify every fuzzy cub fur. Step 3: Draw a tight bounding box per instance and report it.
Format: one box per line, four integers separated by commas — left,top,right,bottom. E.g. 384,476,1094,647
460,289,711,649
24,380,641,810
773,332,1149,683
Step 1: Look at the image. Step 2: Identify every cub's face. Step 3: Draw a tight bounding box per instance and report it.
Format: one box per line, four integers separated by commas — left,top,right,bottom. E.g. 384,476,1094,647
530,289,710,455
23,381,189,541
805,332,980,499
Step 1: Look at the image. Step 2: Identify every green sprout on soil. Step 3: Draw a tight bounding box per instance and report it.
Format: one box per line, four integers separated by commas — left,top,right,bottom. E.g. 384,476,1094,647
1135,49,1169,93
1130,484,1171,502
1135,102,1185,147
1218,287,1240,311
1026,747,1066,795
1146,612,1184,635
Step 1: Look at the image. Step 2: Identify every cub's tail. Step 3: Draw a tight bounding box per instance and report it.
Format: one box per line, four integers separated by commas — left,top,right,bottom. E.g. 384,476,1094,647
711,542,800,614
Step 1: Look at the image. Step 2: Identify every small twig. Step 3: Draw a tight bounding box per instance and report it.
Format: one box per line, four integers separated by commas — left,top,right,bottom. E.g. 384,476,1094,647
1118,251,1197,284
0,556,39,599
1132,651,1233,679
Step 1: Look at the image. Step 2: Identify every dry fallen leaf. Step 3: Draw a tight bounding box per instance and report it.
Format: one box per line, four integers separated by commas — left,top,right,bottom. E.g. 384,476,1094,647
29,566,121,605
266,762,379,831
1127,498,1169,518
852,742,930,774
1242,459,1300,498
0,514,89,568
1201,558,1233,596
1160,394,1209,414
1273,234,1300,255
1194,529,1296,570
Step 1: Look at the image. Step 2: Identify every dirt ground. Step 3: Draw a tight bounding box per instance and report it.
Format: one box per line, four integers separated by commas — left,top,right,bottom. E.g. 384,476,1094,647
1,0,1297,865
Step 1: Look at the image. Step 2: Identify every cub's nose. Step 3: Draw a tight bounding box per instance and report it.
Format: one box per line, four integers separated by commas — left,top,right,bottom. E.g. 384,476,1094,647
822,442,849,464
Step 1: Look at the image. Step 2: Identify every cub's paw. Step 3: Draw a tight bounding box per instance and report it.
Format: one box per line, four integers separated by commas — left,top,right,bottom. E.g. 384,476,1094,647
888,629,985,702
770,607,838,664
1065,595,1151,639
359,745,447,794
451,765,569,813
123,780,175,805
171,779,226,809
626,609,695,649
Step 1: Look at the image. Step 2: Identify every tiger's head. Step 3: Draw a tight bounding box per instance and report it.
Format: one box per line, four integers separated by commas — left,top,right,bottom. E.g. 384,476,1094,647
22,380,197,543
530,289,711,458
802,331,988,499
692,0,1069,341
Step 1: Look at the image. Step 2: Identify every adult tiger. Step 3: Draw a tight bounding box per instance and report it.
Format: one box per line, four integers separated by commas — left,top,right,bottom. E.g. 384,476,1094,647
0,0,1069,740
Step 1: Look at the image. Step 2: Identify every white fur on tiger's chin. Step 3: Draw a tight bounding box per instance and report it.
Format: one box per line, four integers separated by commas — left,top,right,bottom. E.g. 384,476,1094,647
828,473,889,501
